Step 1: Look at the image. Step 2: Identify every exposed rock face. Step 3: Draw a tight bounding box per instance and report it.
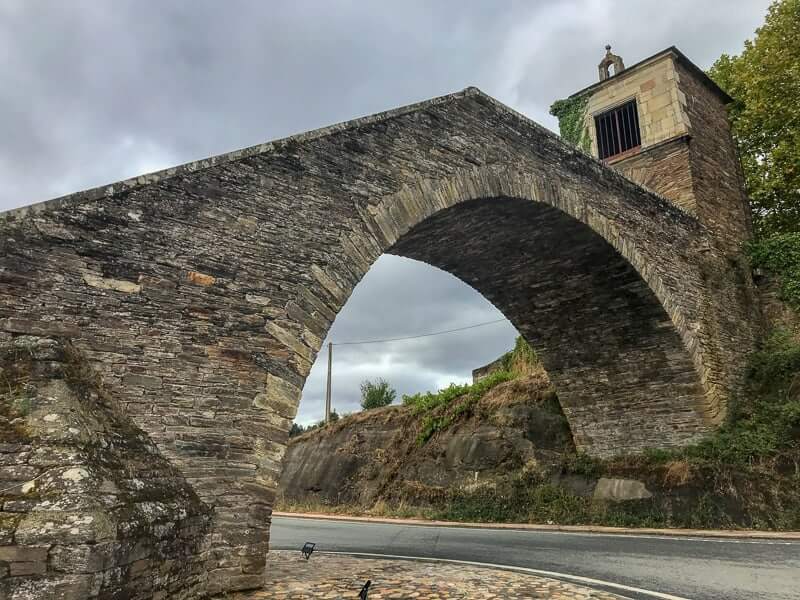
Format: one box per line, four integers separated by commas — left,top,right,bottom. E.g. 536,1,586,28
279,375,574,507
0,336,211,600
593,478,653,501
279,367,800,531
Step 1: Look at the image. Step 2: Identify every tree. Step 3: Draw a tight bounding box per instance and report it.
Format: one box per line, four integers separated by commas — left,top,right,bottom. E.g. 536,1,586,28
708,0,800,236
288,422,305,437
360,378,396,410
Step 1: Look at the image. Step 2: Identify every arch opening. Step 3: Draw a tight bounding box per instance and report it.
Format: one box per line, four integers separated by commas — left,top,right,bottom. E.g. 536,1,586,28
296,253,519,428
379,195,711,456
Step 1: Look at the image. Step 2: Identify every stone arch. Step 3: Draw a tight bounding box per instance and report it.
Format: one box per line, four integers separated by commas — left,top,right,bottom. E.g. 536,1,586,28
295,166,714,456
0,87,757,598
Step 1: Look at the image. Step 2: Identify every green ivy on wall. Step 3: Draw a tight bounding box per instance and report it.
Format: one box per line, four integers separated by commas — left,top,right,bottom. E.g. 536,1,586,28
549,94,591,152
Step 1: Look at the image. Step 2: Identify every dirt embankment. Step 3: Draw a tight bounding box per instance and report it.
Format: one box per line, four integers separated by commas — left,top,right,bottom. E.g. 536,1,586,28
279,371,572,508
278,350,800,530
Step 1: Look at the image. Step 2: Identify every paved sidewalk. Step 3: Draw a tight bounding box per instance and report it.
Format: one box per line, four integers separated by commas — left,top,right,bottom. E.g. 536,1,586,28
233,550,621,599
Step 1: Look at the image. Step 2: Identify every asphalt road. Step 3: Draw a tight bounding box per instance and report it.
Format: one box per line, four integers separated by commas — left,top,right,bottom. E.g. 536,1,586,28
271,516,800,600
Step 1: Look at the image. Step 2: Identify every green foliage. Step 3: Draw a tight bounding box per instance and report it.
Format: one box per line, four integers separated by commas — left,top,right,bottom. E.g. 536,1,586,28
561,452,603,477
404,370,516,445
641,329,800,466
403,381,471,414
641,447,673,464
748,328,800,389
747,232,800,308
549,95,591,152
708,0,800,236
437,473,668,527
360,378,397,410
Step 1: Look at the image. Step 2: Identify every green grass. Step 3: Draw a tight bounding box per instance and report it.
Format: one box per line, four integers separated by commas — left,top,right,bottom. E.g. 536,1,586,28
499,335,539,373
402,337,541,445
406,370,516,445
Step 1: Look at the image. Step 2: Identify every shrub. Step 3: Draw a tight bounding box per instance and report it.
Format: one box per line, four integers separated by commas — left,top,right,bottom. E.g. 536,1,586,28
500,336,539,376
360,379,396,410
561,452,603,477
402,381,471,414
405,370,516,445
748,232,800,308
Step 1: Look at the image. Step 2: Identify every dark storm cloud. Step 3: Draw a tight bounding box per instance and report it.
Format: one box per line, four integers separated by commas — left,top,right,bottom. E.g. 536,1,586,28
0,0,771,424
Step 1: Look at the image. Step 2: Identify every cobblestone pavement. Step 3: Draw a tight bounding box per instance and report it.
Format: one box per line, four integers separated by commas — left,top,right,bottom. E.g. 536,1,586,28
232,551,621,599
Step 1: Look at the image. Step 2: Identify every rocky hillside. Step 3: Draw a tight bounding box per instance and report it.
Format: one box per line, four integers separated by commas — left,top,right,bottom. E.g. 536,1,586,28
279,368,573,507
278,329,800,530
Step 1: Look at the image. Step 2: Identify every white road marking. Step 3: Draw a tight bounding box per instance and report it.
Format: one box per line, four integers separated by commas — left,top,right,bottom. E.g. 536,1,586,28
322,550,692,600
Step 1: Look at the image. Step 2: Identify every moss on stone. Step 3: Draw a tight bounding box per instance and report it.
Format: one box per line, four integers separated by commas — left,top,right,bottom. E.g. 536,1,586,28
0,346,34,442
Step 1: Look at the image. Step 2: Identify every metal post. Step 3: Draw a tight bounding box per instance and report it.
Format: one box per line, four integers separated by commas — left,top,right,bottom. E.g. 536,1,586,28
325,342,332,424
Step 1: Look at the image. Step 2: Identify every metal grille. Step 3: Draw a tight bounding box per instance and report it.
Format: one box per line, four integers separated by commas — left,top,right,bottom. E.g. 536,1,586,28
594,99,641,160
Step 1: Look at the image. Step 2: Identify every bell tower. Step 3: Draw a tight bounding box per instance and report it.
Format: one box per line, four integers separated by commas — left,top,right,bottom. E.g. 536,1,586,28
598,44,625,80
552,46,752,250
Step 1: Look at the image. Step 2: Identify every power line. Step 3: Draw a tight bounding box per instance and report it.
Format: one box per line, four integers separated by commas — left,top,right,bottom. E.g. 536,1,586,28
332,317,509,346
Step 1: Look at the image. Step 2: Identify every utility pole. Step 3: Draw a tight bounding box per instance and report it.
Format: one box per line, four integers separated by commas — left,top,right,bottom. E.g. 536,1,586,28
325,342,332,424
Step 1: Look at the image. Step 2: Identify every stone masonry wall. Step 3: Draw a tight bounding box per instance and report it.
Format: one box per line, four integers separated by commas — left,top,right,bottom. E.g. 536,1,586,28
472,357,506,384
0,335,210,600
580,52,760,424
612,137,695,213
674,60,760,422
675,60,753,250
0,88,759,597
585,54,691,174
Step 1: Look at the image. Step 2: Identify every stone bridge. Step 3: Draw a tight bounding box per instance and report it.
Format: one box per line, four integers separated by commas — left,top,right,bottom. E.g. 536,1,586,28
0,88,758,598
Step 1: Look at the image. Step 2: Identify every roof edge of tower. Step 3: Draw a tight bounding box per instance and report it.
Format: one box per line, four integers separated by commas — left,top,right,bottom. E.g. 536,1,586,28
568,46,733,104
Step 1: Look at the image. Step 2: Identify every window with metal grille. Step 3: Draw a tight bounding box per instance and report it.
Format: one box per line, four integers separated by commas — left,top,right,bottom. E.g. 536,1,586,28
594,99,641,160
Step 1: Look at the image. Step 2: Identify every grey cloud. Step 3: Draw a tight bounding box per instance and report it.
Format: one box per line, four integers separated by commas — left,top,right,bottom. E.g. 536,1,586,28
2,1,768,209
297,255,518,425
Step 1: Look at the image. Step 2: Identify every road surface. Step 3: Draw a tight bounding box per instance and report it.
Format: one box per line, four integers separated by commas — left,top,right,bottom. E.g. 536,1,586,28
271,516,800,599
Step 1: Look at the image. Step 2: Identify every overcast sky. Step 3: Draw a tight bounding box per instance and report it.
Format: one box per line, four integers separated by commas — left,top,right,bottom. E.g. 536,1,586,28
0,1,770,424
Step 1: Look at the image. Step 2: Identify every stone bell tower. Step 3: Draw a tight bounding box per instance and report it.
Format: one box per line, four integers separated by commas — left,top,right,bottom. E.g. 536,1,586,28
598,44,624,80
557,45,752,251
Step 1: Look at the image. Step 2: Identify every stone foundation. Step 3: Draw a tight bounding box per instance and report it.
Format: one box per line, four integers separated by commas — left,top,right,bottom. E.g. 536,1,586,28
0,336,211,599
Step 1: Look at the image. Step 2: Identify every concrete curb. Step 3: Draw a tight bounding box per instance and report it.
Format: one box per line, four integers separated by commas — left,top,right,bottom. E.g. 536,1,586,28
272,511,800,540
